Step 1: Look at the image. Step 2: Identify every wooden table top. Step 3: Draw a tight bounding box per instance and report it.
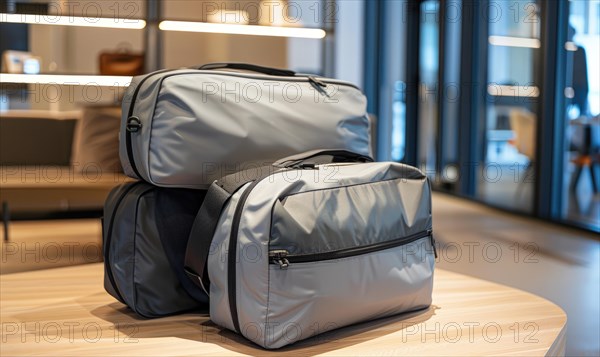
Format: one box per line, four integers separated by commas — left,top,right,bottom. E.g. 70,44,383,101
0,263,566,356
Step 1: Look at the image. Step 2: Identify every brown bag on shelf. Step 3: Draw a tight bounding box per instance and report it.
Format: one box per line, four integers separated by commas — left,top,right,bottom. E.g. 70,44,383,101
98,44,144,76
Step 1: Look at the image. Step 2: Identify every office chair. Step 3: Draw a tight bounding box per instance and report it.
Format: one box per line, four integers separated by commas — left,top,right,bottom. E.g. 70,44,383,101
509,109,536,197
569,115,599,194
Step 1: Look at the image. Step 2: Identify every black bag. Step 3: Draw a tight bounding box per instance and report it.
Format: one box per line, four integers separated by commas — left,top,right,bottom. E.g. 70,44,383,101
102,182,208,317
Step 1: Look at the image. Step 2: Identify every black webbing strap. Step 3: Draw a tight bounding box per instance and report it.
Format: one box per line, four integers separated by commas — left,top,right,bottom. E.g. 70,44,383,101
155,188,209,303
184,165,276,294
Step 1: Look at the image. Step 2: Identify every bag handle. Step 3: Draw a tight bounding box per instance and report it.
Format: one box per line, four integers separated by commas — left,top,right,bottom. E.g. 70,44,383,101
273,149,374,168
196,62,295,77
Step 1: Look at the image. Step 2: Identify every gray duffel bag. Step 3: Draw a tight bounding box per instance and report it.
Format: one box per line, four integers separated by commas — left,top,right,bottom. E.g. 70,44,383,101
185,150,436,349
120,63,372,189
103,182,209,317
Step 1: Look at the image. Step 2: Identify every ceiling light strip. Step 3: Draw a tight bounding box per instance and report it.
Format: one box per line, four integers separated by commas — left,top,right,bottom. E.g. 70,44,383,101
0,73,132,87
0,13,146,29
158,20,326,39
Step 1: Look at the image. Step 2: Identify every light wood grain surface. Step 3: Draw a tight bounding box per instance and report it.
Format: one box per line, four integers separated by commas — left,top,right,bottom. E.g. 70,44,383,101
0,167,130,188
0,219,102,274
0,263,566,356
0,167,132,214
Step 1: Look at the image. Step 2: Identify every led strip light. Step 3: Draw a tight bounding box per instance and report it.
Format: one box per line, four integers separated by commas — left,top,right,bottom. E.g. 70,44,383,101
0,73,132,87
0,13,146,29
159,20,326,39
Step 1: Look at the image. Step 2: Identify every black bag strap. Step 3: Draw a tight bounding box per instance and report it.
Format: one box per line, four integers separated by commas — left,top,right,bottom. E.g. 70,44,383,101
196,63,295,77
184,165,276,294
273,149,373,168
154,188,209,303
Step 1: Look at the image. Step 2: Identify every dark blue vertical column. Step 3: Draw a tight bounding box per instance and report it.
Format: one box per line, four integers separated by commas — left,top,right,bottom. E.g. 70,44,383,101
457,0,487,196
403,0,421,167
536,0,568,218
436,0,447,179
363,0,381,117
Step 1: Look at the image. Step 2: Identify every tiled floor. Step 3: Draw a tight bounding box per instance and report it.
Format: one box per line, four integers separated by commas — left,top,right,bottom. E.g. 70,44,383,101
433,192,600,357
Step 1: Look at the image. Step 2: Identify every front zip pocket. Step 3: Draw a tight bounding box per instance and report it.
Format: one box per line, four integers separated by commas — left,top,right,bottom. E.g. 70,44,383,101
263,229,435,349
269,229,434,269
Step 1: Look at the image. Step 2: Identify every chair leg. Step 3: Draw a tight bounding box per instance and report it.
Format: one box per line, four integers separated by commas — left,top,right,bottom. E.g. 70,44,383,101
516,163,532,198
570,165,583,192
590,163,599,194
2,201,9,242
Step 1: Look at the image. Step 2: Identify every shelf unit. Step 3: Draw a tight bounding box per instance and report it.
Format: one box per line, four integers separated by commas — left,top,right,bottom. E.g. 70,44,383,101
0,0,333,87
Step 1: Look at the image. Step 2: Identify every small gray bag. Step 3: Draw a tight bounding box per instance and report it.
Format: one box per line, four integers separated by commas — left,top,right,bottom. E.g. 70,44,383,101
185,150,436,349
120,63,372,189
103,182,209,317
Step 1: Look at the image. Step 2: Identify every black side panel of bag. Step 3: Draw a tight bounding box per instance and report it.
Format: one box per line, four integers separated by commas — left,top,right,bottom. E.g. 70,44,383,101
154,188,208,303
103,183,137,306
103,182,208,318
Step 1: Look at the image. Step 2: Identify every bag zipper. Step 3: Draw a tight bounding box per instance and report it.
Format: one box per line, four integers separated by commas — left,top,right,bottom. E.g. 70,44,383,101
103,182,143,303
227,174,276,333
268,230,435,269
308,76,329,95
226,166,297,332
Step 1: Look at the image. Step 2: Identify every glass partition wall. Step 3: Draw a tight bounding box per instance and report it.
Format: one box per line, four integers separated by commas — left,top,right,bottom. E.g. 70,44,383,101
364,0,599,232
476,0,540,213
558,0,600,229
417,0,440,177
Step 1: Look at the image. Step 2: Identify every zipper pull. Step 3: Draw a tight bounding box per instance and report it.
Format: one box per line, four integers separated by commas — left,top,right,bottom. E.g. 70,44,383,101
429,231,438,259
126,116,142,132
308,76,327,87
294,162,317,170
308,76,328,96
269,250,290,269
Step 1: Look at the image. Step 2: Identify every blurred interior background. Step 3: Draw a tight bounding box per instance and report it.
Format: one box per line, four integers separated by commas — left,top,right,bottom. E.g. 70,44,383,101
0,1,598,355
1,0,597,231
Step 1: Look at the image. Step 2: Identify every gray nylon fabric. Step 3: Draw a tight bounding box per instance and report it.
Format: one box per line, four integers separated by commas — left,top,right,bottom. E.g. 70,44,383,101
208,184,249,330
265,242,434,347
103,182,204,318
204,162,434,348
271,178,430,255
119,70,372,188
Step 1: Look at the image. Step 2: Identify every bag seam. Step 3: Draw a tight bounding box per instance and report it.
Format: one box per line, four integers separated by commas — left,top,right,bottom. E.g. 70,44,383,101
131,187,155,317
275,174,426,200
146,76,165,185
